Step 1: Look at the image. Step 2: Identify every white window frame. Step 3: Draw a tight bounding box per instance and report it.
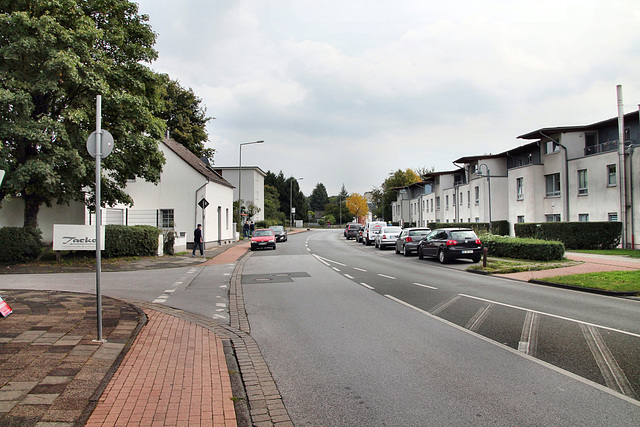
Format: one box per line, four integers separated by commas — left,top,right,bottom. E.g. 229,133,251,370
578,169,588,195
545,173,561,198
516,177,524,200
607,164,617,187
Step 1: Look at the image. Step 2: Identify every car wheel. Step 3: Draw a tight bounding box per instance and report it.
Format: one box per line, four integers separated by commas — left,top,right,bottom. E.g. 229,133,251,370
472,255,481,263
250,247,256,251
438,249,449,264
365,239,371,246
418,246,424,259
403,246,411,257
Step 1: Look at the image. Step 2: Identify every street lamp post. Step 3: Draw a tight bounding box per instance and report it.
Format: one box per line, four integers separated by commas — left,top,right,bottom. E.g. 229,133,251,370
290,177,303,229
477,163,492,233
238,140,264,229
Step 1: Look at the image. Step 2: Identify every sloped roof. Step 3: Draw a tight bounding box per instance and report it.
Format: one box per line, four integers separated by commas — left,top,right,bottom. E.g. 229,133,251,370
161,138,234,189
518,111,639,140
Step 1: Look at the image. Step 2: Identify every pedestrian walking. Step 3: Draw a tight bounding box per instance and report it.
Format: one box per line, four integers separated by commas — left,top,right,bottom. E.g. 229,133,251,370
243,221,250,238
250,221,255,236
192,224,203,257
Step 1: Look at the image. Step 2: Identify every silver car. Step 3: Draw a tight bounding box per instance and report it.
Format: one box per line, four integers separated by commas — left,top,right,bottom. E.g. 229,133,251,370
374,226,403,250
394,227,431,256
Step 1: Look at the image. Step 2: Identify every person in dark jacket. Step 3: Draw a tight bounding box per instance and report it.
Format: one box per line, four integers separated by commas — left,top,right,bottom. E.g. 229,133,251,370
192,224,203,257
243,221,250,238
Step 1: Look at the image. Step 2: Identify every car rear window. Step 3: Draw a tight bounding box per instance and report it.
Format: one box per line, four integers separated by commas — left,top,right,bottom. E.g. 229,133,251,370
409,230,430,237
254,230,273,237
382,227,402,233
450,230,477,240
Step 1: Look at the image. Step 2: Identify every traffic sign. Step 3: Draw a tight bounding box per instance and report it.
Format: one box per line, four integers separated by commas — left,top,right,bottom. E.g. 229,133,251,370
87,130,114,158
198,198,209,209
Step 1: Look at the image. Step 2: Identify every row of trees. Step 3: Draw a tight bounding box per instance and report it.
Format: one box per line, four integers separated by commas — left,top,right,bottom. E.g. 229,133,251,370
0,0,212,229
262,169,423,227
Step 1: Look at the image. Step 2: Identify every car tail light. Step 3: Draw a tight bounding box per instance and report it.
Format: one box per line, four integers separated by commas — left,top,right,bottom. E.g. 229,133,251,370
382,234,387,239
446,239,457,246
475,239,482,245
406,237,413,242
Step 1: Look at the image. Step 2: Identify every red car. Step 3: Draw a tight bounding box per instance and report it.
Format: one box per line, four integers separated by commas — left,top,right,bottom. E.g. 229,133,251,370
251,229,277,251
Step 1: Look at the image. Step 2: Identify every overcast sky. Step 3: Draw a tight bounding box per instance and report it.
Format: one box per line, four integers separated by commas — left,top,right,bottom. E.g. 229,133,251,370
136,0,640,196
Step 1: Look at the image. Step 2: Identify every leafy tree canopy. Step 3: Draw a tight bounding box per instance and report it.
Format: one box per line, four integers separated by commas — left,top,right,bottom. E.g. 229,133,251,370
156,74,214,162
346,193,368,222
372,169,421,221
308,183,329,211
0,0,170,228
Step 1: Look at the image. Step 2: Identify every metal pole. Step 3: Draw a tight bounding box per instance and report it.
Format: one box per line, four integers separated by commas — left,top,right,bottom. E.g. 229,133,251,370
238,145,242,223
95,95,103,342
617,85,627,248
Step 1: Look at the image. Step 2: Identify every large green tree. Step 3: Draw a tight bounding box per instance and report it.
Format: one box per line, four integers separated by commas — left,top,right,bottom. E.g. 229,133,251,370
308,183,329,211
0,0,166,228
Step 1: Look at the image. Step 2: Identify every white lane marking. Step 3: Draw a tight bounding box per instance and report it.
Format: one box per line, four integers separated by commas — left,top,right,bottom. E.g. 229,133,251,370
360,283,375,290
413,282,438,290
164,289,176,293
332,267,341,272
384,294,640,408
313,254,347,267
153,296,168,304
518,311,539,355
465,303,492,331
460,294,640,339
354,267,367,272
378,274,396,280
430,295,461,316
313,255,331,266
344,274,354,279
581,324,637,399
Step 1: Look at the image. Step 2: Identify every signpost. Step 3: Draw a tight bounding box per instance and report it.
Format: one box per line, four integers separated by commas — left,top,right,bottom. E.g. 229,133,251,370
88,95,113,342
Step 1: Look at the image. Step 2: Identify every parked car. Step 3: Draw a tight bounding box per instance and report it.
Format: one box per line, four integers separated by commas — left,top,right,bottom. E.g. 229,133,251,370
251,229,276,251
362,221,387,246
374,226,403,250
394,227,431,256
344,223,361,240
417,228,482,263
269,225,287,242
355,224,365,243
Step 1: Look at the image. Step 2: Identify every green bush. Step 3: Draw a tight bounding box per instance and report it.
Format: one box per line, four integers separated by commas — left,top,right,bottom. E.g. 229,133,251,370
483,235,564,261
104,225,161,258
0,227,43,264
515,222,621,250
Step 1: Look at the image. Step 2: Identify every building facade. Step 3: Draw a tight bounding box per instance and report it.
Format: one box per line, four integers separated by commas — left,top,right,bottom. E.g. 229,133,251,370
391,111,640,248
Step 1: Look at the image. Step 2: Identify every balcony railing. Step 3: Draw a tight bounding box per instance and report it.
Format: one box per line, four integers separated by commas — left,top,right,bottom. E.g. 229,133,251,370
585,140,618,156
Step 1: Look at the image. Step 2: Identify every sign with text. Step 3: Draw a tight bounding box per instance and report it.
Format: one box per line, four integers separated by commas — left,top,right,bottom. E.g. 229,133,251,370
53,225,105,251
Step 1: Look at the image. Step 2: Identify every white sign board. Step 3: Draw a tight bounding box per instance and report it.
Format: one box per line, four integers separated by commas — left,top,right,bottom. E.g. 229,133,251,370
53,225,105,251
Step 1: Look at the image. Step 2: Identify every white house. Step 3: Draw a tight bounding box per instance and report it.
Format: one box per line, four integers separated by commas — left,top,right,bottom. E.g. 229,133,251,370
1,137,236,252
212,166,266,223
101,138,236,251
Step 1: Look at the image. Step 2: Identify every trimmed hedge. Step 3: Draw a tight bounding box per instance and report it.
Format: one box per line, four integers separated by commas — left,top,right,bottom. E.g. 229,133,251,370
104,225,161,258
0,227,43,264
514,222,622,250
482,235,565,261
427,220,510,236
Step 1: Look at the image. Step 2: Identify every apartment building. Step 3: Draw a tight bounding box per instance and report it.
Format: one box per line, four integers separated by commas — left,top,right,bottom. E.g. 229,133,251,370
392,111,640,248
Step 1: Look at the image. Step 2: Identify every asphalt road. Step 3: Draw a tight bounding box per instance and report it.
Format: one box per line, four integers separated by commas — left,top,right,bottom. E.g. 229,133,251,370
243,229,640,426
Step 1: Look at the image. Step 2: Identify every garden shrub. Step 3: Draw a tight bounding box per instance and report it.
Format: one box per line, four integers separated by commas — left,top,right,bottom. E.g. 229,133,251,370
515,222,621,250
0,227,42,264
104,225,161,258
483,235,565,261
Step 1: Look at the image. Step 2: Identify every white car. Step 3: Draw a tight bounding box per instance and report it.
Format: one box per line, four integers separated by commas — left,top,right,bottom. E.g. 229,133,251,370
362,221,387,246
374,226,403,250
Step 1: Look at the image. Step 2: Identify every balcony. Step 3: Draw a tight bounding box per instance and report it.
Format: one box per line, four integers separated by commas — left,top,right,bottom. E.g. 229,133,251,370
584,140,618,156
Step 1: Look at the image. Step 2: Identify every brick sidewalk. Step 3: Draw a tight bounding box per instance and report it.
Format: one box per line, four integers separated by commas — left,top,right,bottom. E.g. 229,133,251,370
86,309,236,426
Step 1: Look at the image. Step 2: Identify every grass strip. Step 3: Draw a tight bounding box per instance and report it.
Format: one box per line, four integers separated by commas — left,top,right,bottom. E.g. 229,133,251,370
535,270,640,293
